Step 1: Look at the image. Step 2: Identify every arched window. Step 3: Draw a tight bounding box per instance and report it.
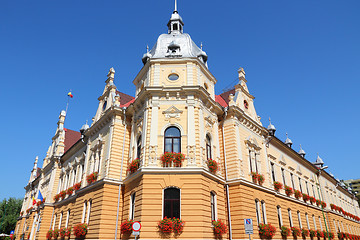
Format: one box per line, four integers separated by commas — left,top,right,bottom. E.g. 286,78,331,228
130,192,136,220
164,127,181,153
210,192,217,221
206,135,212,160
163,188,180,218
255,199,261,224
297,211,302,228
81,201,87,223
277,206,282,228
137,136,142,160
65,210,70,228
58,211,63,229
306,213,310,229
288,209,293,227
52,214,57,230
261,201,267,223
86,200,92,224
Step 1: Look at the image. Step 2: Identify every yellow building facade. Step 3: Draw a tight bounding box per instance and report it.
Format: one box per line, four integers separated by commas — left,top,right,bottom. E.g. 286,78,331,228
16,5,360,240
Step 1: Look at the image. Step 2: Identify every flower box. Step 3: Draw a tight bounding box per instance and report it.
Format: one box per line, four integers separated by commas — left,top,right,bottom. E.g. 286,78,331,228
59,190,66,200
53,228,59,240
86,172,98,185
66,187,74,196
302,228,309,237
281,226,291,237
316,199,321,206
127,158,140,174
73,223,88,238
258,223,276,239
302,193,310,202
73,182,81,191
310,196,316,204
285,185,294,197
294,190,302,199
291,227,301,237
173,153,185,167
309,229,316,238
157,217,185,235
59,227,71,238
46,230,53,240
212,219,227,237
273,181,283,192
120,219,133,235
207,159,218,174
160,152,185,167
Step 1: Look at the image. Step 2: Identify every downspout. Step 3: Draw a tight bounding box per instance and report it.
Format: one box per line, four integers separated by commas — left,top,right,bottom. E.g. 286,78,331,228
115,107,127,240
222,107,232,240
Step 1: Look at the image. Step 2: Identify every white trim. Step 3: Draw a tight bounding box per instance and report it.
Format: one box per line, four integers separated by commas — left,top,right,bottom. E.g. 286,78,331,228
65,210,70,228
81,201,86,223
52,214,57,230
162,187,181,219
297,211,302,228
261,201,267,224
288,209,293,227
58,212,63,229
86,200,92,224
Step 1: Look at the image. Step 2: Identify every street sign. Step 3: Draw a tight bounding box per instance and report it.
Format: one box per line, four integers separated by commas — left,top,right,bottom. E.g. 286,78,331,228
132,231,140,236
10,231,14,235
132,221,141,232
244,218,253,234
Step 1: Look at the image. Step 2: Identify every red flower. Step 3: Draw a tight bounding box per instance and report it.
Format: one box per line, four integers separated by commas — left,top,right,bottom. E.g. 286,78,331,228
212,219,227,237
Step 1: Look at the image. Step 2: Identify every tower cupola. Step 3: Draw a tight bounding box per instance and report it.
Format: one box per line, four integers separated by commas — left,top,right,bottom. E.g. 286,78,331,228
267,118,276,136
167,0,184,34
284,133,293,148
298,144,306,158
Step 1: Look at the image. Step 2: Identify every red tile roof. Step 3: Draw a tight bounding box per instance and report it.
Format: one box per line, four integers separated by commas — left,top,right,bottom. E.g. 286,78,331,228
215,88,235,107
64,128,81,153
116,91,135,107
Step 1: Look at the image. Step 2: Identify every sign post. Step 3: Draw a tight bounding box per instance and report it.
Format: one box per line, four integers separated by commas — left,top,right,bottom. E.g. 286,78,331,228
132,221,141,240
244,218,253,240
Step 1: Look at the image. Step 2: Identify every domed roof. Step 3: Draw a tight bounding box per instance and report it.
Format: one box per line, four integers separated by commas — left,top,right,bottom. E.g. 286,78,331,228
284,133,292,145
142,3,208,66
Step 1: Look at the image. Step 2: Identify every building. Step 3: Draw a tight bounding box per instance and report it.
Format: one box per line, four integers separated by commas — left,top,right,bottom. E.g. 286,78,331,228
16,3,360,240
343,179,360,203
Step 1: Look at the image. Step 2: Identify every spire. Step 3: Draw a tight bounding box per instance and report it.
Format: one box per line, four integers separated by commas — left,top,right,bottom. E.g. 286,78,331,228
284,132,293,148
313,153,325,169
298,144,306,158
167,0,184,34
267,117,276,136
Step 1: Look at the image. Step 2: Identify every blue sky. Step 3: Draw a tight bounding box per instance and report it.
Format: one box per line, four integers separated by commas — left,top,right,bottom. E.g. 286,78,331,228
1,0,359,201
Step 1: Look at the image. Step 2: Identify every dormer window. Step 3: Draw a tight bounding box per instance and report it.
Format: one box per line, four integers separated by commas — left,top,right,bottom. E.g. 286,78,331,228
102,101,107,111
173,23,178,31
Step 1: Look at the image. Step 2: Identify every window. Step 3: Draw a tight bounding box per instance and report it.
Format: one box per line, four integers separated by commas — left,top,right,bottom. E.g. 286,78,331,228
313,215,317,230
319,216,323,230
277,206,282,228
271,162,276,182
306,182,310,195
206,135,212,160
130,193,136,220
255,199,261,224
297,211,302,228
86,200,92,224
249,150,253,172
282,168,286,185
136,136,142,160
288,209,293,227
261,201,267,224
291,173,295,190
58,212,63,229
65,210,70,228
81,201,87,223
306,213,310,229
298,177,303,193
164,127,181,153
210,192,217,221
52,214,57,230
164,188,180,218
102,101,107,111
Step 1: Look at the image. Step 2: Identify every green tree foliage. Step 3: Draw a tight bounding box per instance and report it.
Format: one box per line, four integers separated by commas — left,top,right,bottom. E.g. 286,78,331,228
0,198,22,234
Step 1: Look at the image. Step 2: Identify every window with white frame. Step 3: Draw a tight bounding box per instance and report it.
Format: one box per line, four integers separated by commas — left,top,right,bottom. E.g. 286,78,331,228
319,216,323,230
81,201,87,223
58,212,63,229
313,215,317,230
164,127,181,153
86,200,92,224
277,206,282,228
136,135,142,160
297,211,302,228
306,213,310,229
52,214,57,230
206,135,212,160
210,192,217,221
261,201,267,224
255,199,261,224
65,210,70,228
163,187,180,218
282,168,286,185
130,192,136,220
271,162,276,182
288,209,293,227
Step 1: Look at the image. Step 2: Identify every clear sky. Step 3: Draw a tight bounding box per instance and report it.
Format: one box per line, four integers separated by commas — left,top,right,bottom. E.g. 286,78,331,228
1,0,359,201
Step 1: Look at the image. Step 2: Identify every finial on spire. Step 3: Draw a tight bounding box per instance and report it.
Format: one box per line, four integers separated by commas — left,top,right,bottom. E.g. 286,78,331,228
146,45,149,53
174,0,178,13
200,42,203,50
284,132,293,148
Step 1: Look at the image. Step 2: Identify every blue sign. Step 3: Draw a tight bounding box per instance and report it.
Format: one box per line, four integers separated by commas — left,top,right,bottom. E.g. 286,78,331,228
10,230,14,234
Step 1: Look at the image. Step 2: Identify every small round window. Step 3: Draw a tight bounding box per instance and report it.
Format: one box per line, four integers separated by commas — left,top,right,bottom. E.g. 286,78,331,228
168,73,179,81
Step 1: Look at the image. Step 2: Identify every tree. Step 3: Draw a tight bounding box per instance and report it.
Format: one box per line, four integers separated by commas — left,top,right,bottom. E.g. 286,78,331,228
0,198,23,234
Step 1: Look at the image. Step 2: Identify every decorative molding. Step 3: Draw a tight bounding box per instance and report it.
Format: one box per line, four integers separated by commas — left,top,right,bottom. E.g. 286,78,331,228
187,145,196,166
148,145,157,166
162,106,183,120
279,154,287,166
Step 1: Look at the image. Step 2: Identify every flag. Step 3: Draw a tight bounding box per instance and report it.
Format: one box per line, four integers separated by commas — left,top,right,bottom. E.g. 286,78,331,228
67,91,73,98
32,196,36,205
37,190,44,202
